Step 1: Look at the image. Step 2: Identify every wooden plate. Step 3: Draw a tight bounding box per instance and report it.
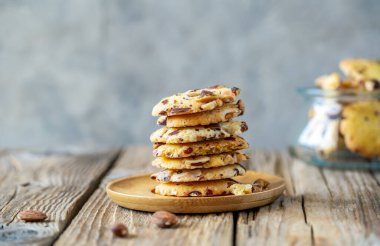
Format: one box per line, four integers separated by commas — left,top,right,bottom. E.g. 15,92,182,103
106,171,285,213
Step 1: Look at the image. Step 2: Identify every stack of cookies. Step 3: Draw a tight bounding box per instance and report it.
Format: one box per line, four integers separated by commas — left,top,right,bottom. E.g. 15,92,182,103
150,85,253,197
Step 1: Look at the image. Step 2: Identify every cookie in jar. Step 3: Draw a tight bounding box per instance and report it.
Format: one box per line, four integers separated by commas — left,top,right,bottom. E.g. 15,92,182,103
296,58,380,169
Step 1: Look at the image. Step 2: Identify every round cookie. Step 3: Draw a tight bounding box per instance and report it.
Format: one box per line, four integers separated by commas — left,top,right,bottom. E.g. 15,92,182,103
150,121,248,144
340,101,380,158
151,164,246,183
340,59,380,81
154,179,237,197
152,85,240,117
152,151,248,170
157,100,245,127
153,136,249,158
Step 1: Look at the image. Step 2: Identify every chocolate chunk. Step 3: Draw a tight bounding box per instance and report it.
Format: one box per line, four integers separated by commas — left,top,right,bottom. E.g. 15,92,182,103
153,142,164,148
189,191,202,197
196,136,206,141
158,117,167,126
184,147,193,154
161,99,168,105
237,100,245,115
190,162,205,167
206,124,221,130
225,112,234,120
231,87,240,95
224,137,235,140
240,122,248,132
159,110,166,116
233,168,240,176
206,189,213,196
170,107,191,114
200,90,214,97
176,170,183,174
168,130,180,136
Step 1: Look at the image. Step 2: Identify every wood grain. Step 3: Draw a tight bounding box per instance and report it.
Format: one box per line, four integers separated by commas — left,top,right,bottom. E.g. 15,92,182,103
236,150,312,246
0,149,119,245
55,146,234,246
2,148,378,246
236,150,380,246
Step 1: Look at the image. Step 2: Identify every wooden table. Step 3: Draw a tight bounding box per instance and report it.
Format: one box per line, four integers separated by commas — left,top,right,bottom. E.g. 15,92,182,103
0,147,379,246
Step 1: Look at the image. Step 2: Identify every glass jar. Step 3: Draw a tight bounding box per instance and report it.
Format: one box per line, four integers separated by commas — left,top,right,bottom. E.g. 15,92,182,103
295,87,380,169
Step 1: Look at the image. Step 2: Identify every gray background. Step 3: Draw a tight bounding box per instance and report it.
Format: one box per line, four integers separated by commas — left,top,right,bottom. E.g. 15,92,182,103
0,0,379,149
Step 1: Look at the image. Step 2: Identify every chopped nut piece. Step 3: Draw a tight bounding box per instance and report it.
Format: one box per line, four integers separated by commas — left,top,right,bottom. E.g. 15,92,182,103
252,178,270,192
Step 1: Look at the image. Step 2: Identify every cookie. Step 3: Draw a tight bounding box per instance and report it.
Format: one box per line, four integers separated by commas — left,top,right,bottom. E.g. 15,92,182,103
340,101,380,158
152,151,248,170
314,72,366,90
152,85,240,117
315,72,342,90
153,179,237,197
153,136,249,158
151,164,246,183
229,183,253,195
157,100,245,127
150,121,248,144
340,59,380,81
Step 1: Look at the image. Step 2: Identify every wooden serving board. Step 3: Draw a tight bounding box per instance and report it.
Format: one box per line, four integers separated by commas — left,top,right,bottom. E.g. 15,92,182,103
106,170,285,213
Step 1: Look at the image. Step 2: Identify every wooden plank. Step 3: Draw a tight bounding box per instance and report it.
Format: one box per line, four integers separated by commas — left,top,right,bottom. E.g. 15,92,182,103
291,159,380,245
55,146,234,246
0,149,119,245
236,150,312,246
237,150,380,246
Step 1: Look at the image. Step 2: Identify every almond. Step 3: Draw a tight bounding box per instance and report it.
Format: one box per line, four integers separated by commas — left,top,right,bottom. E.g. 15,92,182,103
111,223,128,237
152,211,178,228
18,210,47,222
